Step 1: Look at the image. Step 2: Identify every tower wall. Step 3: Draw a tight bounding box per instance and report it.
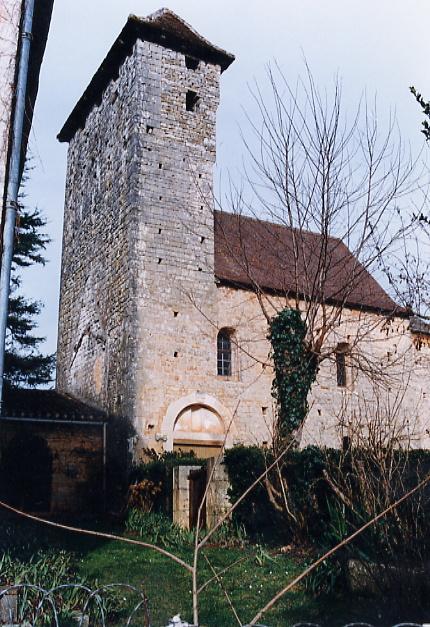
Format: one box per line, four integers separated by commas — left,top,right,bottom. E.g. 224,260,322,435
129,40,222,443
57,34,225,430
56,48,142,416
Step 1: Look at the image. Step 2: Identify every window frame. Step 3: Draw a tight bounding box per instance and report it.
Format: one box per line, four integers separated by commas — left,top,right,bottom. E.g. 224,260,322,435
217,329,233,377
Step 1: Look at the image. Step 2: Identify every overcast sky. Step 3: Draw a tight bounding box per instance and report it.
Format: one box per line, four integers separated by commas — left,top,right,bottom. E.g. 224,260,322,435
23,0,428,359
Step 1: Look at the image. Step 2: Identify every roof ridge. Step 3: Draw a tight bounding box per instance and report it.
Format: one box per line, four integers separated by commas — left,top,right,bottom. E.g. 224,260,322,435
214,209,343,245
129,9,235,62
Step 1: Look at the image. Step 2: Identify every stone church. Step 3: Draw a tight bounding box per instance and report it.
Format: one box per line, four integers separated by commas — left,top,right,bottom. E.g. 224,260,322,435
54,8,430,470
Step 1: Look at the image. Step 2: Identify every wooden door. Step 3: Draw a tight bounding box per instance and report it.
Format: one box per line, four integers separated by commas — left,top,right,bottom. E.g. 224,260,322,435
188,467,207,529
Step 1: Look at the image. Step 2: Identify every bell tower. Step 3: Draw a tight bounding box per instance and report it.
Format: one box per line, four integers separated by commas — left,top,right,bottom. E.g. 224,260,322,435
56,10,234,438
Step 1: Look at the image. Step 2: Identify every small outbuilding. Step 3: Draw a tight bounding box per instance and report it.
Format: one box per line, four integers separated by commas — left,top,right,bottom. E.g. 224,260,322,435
0,388,108,516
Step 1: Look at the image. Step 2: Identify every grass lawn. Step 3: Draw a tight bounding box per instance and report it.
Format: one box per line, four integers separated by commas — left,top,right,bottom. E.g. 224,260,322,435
78,538,318,626
0,514,421,626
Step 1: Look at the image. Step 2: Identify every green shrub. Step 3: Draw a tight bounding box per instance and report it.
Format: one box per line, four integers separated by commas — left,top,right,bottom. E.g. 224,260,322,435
126,509,248,549
129,450,207,513
0,549,78,588
224,444,430,555
0,549,112,624
223,445,279,540
224,444,333,543
205,520,248,548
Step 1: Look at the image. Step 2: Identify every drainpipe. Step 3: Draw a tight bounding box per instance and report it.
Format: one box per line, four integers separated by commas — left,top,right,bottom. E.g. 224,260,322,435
0,0,35,414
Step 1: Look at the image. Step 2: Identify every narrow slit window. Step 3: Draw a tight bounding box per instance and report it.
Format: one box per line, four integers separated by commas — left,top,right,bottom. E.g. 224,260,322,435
336,344,349,388
342,435,351,452
217,329,232,377
186,90,200,112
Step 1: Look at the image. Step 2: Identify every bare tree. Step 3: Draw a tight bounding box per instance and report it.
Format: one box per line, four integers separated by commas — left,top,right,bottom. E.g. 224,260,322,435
378,85,430,318
202,63,430,532
220,62,420,360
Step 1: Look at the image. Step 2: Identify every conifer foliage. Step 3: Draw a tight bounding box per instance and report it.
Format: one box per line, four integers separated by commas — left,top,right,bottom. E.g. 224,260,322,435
410,86,430,143
4,206,55,388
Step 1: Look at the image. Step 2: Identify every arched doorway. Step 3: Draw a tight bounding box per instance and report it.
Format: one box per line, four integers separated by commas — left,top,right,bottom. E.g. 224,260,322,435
0,433,53,512
162,392,235,457
163,394,234,529
173,403,225,459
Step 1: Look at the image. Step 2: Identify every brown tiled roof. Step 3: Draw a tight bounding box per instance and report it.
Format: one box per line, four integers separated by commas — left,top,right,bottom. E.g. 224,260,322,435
142,8,234,67
214,211,402,314
2,388,107,422
58,9,235,143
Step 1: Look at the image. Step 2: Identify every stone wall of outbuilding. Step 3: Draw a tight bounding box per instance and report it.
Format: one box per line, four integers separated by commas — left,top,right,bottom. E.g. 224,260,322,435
0,420,104,515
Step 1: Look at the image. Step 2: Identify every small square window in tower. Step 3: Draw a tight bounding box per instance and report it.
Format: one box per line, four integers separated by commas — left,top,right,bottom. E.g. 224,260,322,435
185,55,200,70
186,90,200,112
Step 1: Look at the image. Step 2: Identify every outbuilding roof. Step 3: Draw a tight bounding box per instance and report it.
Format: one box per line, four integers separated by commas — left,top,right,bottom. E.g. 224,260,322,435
214,211,403,315
2,388,107,422
58,9,235,143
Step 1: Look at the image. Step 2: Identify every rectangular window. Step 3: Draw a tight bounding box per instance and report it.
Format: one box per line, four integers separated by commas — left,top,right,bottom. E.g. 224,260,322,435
186,90,200,112
217,332,232,376
185,56,199,70
342,435,351,451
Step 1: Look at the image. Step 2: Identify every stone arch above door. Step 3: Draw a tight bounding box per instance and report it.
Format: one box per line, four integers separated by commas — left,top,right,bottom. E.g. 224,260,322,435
162,392,235,452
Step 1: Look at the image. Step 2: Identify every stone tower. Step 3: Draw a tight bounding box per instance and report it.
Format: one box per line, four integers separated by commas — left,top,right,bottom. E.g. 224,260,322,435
57,10,235,451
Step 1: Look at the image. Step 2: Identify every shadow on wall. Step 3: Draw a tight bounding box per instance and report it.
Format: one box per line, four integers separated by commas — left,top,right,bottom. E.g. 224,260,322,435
0,433,52,512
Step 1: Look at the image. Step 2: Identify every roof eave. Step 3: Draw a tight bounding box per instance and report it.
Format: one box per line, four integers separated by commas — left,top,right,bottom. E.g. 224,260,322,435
214,275,409,318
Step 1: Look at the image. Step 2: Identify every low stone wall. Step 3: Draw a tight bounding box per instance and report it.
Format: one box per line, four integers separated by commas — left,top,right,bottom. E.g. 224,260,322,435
206,457,230,529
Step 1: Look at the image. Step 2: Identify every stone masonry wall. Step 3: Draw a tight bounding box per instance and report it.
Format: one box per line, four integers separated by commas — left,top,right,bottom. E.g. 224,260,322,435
57,35,223,428
131,40,221,441
141,280,430,452
56,47,142,417
0,421,104,514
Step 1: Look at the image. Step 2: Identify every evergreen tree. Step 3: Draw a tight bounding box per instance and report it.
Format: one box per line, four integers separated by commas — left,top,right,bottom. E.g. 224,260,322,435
410,86,430,143
410,87,430,232
4,206,55,388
